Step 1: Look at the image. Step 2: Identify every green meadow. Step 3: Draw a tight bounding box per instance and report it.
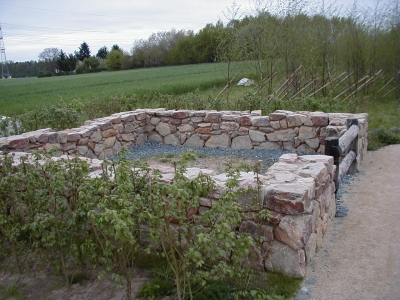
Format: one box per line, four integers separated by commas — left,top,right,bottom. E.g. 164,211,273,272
0,63,236,115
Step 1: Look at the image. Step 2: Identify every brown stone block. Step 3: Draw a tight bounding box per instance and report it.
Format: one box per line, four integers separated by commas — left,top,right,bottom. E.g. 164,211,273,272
102,129,117,138
195,128,211,134
237,116,252,126
264,183,310,215
171,111,190,119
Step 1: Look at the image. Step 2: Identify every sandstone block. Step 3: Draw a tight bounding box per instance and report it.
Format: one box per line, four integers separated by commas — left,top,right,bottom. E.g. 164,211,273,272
267,129,296,142
231,135,252,149
136,134,147,146
57,132,68,144
287,114,303,127
90,130,102,143
184,135,205,147
124,123,135,133
77,145,88,155
298,126,316,140
265,240,306,278
134,112,147,121
156,122,171,136
205,134,230,148
104,136,116,149
264,183,311,215
67,133,81,142
148,132,163,143
269,112,286,121
270,121,280,130
172,111,190,119
236,116,252,126
7,136,29,149
220,122,240,131
305,138,320,149
249,130,266,142
102,129,117,138
164,134,181,146
251,116,270,127
310,113,329,126
275,215,313,250
61,142,76,151
177,124,194,132
204,112,222,123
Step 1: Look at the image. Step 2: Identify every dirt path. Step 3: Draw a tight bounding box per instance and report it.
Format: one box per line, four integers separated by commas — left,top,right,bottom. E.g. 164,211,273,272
296,144,400,300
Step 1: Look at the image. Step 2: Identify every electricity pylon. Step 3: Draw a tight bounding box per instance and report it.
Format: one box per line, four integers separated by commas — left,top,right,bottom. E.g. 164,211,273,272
0,22,11,79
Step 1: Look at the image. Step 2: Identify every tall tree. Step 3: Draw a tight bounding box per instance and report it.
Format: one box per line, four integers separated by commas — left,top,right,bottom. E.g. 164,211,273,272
96,46,109,59
75,42,91,61
38,47,60,73
57,50,77,72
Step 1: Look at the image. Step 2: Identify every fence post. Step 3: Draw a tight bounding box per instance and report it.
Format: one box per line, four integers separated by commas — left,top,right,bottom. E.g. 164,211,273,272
346,118,359,174
325,137,341,194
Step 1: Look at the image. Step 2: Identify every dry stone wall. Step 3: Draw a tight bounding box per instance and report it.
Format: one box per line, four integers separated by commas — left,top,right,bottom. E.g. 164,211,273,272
0,109,368,278
0,109,368,164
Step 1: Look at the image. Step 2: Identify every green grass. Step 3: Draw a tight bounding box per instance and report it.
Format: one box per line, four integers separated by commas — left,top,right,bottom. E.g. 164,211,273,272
0,63,234,115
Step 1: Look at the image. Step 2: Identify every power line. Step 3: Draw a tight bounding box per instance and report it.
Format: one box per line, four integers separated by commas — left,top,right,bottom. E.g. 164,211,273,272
0,2,205,25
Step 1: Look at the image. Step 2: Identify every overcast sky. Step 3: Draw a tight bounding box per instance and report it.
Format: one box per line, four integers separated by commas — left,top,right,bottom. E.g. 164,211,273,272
0,0,390,62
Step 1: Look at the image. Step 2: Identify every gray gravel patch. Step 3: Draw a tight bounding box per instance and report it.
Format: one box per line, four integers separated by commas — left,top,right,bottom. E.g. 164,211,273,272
120,140,319,172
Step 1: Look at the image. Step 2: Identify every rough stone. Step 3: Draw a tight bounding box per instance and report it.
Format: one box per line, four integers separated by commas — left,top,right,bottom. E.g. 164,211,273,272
275,215,313,250
249,130,266,142
267,129,297,142
204,112,222,123
269,112,287,121
102,136,115,149
91,130,102,143
102,129,117,138
251,116,270,127
287,114,304,127
236,116,252,126
231,135,253,149
298,126,317,140
148,132,163,143
239,221,273,242
310,113,329,126
264,183,311,215
172,111,190,119
220,122,240,131
184,135,205,147
164,134,181,146
156,122,171,136
205,134,230,148
124,123,135,133
265,240,306,278
177,124,194,132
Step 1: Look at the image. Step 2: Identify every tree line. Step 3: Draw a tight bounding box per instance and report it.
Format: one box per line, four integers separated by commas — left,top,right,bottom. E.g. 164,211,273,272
2,0,399,82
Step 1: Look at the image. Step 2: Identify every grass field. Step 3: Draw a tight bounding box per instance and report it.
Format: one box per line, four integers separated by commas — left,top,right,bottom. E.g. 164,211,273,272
0,63,247,115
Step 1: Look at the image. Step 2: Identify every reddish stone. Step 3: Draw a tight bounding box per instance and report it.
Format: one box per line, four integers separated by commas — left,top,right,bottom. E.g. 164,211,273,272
236,116,252,126
204,112,222,123
8,137,29,149
61,143,76,151
269,112,286,121
171,111,190,119
310,113,329,126
99,123,112,131
169,119,182,126
37,134,49,143
264,183,310,215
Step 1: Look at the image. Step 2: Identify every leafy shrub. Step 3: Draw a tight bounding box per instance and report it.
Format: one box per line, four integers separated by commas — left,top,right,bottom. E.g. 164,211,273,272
137,278,174,299
368,127,400,150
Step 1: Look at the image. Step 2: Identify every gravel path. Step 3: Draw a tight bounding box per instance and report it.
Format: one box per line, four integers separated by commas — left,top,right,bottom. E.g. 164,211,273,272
295,144,400,300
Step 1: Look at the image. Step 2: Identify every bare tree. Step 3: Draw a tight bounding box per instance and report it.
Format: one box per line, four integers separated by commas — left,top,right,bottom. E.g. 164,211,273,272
38,48,60,73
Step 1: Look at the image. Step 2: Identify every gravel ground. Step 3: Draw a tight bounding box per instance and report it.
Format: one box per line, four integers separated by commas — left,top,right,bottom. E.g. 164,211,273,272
123,140,317,170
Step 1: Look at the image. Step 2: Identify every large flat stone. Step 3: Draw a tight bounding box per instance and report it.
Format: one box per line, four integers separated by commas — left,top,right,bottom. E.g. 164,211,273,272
265,240,306,278
205,134,230,148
